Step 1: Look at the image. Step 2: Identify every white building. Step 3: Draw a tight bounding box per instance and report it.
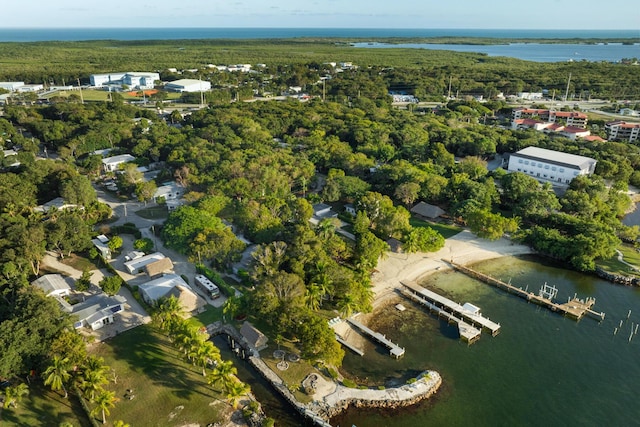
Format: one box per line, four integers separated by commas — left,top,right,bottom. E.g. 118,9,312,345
0,82,25,91
507,146,597,186
68,295,126,330
164,79,211,93
32,274,72,297
102,154,136,172
516,92,543,100
90,72,160,90
124,252,166,275
138,274,200,308
606,121,640,143
154,181,185,202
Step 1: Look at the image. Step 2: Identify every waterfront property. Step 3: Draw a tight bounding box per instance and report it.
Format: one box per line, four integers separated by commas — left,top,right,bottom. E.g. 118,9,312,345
506,146,597,186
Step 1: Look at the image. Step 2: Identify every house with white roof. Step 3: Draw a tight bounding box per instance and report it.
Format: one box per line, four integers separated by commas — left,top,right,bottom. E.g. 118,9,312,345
32,274,72,297
123,252,166,275
507,146,597,186
138,274,204,312
66,295,127,330
102,154,136,173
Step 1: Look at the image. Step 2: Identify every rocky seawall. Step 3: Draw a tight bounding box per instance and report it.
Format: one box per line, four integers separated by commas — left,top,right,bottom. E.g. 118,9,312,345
595,267,640,286
308,371,442,420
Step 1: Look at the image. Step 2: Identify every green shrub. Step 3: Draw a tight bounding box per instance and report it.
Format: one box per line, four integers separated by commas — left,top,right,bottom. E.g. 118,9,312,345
407,378,417,384
342,379,357,388
327,368,339,379
377,385,386,390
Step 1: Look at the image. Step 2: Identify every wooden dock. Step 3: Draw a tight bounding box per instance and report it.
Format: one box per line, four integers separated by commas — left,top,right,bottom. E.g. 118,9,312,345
400,289,481,344
334,334,365,356
402,282,501,336
445,260,605,321
346,318,405,358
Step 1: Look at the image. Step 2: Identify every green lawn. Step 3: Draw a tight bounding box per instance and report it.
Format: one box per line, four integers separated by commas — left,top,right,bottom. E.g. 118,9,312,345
410,217,463,239
0,382,91,427
60,253,100,272
597,244,640,277
88,324,231,427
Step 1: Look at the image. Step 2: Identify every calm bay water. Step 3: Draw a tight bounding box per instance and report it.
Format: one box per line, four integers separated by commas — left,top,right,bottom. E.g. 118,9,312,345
333,255,640,426
353,42,640,62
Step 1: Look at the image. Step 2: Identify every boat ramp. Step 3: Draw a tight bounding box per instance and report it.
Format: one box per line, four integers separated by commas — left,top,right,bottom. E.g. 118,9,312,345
445,260,605,321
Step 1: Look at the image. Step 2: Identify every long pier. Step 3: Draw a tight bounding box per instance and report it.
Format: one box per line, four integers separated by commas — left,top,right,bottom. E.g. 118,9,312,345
346,318,405,358
445,260,605,321
402,282,501,336
400,289,481,344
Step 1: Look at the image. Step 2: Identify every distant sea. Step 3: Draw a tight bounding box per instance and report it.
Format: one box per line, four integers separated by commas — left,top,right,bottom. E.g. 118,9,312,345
0,27,638,43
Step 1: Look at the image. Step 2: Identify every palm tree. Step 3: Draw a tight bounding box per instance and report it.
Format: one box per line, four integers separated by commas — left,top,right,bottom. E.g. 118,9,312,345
2,383,29,409
79,368,109,402
43,356,72,398
113,421,131,427
207,360,237,392
91,389,118,424
305,283,324,311
194,341,221,376
225,380,251,409
152,295,184,332
338,293,358,318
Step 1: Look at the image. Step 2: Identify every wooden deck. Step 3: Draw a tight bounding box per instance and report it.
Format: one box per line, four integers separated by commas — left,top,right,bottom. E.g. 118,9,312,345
400,289,481,344
402,282,501,336
346,318,405,358
445,260,605,321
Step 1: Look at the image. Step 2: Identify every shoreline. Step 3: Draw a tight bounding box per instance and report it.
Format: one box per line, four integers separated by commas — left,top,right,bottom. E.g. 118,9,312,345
309,230,532,423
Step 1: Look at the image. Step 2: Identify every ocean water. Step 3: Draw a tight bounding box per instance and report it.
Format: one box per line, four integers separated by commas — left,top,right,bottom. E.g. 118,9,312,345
0,28,638,43
332,255,640,426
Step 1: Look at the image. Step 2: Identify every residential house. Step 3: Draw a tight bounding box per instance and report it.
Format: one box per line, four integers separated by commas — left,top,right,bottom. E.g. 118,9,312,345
123,252,166,275
144,257,174,278
66,295,127,330
240,321,269,351
32,274,72,297
138,274,204,312
102,154,136,173
410,202,446,220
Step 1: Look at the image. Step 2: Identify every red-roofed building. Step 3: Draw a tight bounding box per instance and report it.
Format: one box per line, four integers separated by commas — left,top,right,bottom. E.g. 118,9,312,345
605,121,640,143
512,108,588,128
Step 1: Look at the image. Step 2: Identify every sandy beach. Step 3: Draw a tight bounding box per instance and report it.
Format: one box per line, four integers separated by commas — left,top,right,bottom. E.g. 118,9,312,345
334,230,533,349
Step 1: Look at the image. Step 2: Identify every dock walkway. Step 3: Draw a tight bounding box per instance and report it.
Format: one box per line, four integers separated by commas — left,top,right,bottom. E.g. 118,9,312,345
346,318,405,358
400,289,481,344
446,260,605,321
402,282,501,336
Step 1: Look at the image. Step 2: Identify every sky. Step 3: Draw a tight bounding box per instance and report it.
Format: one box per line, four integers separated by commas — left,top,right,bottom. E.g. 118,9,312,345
5,0,640,29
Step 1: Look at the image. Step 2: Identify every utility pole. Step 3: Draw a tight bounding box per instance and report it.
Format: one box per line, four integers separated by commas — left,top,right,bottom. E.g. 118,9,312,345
564,73,572,102
448,75,452,99
322,78,326,102
77,78,84,104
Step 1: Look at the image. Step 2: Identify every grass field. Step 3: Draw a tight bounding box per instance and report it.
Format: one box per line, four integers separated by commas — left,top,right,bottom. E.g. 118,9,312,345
409,217,463,239
597,243,640,277
88,325,231,427
0,382,91,427
61,253,100,272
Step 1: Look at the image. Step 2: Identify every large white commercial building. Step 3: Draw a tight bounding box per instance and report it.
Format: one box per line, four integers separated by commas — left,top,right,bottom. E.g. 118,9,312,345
164,79,211,93
507,146,597,186
90,72,160,90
